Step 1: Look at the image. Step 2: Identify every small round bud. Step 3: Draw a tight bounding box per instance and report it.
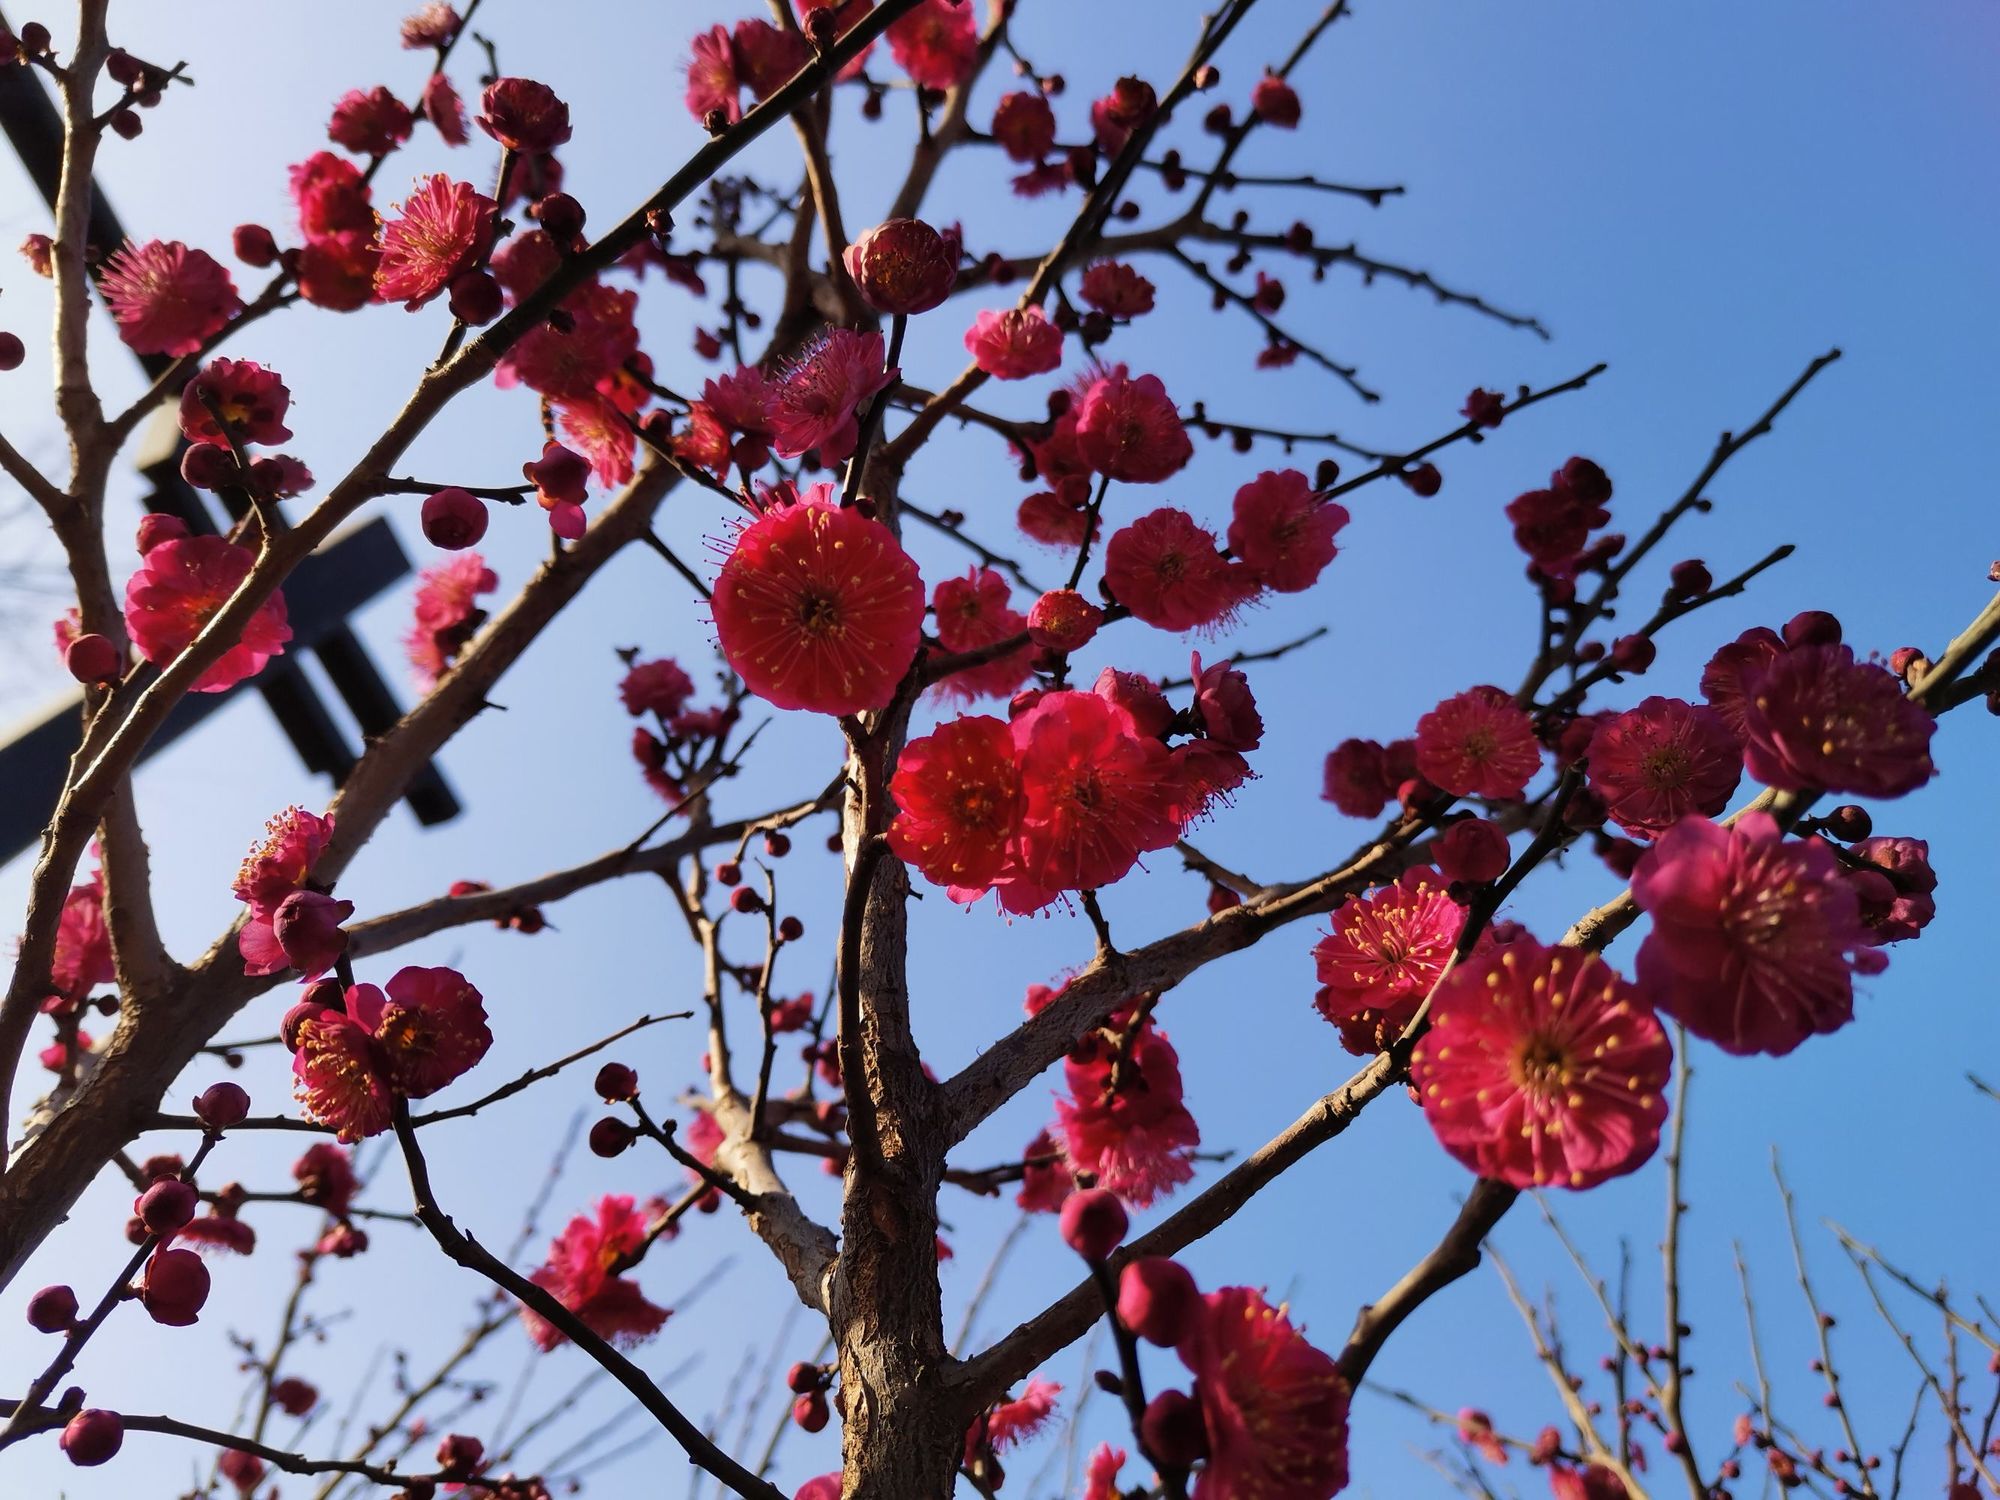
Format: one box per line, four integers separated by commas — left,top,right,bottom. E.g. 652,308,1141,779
1609,633,1656,673
588,1117,636,1158
1058,1187,1127,1262
60,1408,124,1467
180,443,240,491
436,1433,485,1477
193,1081,251,1128
1116,1257,1200,1346
594,1062,638,1102
531,192,585,243
1140,1389,1209,1467
1434,818,1510,886
1889,645,1928,680
729,886,764,915
1401,462,1442,497
232,223,279,267
420,487,489,550
715,860,743,887
763,831,791,858
25,1284,79,1334
64,633,122,685
137,513,190,554
136,1177,198,1234
778,915,805,942
0,331,25,372
140,1246,211,1326
447,269,503,325
1313,457,1341,491
786,1360,820,1394
1667,558,1712,599
271,1377,318,1416
109,109,142,140
1821,805,1872,842
106,48,142,86
842,217,958,315
19,22,52,53
792,1390,829,1432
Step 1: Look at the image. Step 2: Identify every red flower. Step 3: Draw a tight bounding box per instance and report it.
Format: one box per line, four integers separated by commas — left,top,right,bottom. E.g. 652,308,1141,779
375,174,497,309
291,151,374,238
1227,469,1345,593
1074,365,1192,483
734,20,810,101
1699,625,1786,738
1411,938,1672,1189
1251,73,1302,128
991,91,1056,162
1849,835,1937,945
889,714,1024,896
48,868,114,1010
1104,507,1257,633
966,1377,1061,1463
1010,689,1183,901
1313,868,1470,1054
401,3,461,48
1027,588,1103,652
712,487,924,714
1177,1285,1351,1500
294,1141,357,1215
1056,1011,1199,1205
124,535,290,692
327,86,414,156
405,551,497,687
932,568,1033,702
291,1005,395,1142
1632,812,1878,1056
99,240,241,356
620,658,696,720
1586,697,1743,838
177,1212,257,1257
965,306,1064,379
522,1195,670,1351
769,328,896,461
1079,261,1156,318
497,281,639,399
1083,1444,1127,1500
1739,644,1935,798
477,78,572,154
1415,686,1541,801
704,364,778,439
555,392,637,488
1190,654,1262,750
1320,736,1415,819
888,0,978,91
1550,1465,1631,1500
297,231,381,312
1015,1127,1074,1213
684,25,741,124
234,806,335,925
178,359,292,448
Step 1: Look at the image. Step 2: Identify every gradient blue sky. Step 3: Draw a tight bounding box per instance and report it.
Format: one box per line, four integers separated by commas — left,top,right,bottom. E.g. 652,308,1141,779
3,3,1997,1496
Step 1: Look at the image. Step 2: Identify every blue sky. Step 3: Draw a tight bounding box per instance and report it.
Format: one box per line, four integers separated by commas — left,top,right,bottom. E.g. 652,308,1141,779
2,2,1997,1496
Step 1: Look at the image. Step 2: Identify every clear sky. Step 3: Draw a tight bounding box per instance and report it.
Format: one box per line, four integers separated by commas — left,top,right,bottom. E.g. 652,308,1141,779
2,2,1997,1496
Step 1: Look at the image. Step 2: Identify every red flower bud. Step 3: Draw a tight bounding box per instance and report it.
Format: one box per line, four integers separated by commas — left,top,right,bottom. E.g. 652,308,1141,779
436,1433,485,1477
786,1360,820,1394
1116,1257,1200,1346
594,1062,638,1102
1667,558,1712,599
1027,588,1104,652
729,886,764,915
272,889,355,977
271,1377,318,1416
1782,609,1842,649
420,487,489,550
140,1246,212,1325
447,269,503,325
1402,462,1442,497
64,633,122,685
779,915,805,941
1140,1389,1209,1466
60,1408,124,1467
136,513,190,553
136,1177,198,1234
587,1117,636,1158
180,443,240,491
1609,633,1656,672
232,224,279,267
843,218,958,315
476,77,572,154
0,331,24,371
1250,72,1301,127
193,1081,251,1128
1435,817,1511,886
1058,1187,1127,1261
25,1284,78,1333
792,1390,829,1432
523,440,591,506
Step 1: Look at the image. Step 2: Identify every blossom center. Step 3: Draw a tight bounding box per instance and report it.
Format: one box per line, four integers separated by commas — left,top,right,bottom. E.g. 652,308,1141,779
795,590,842,637
1640,743,1692,789
1513,1035,1572,1094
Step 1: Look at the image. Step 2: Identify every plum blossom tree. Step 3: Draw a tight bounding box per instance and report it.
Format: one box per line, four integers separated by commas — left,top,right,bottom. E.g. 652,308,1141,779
0,2,1996,1499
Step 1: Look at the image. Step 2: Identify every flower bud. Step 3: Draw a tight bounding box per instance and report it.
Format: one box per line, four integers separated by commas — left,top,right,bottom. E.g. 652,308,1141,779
447,269,503,325
842,218,958,315
1782,609,1842,649
26,1284,78,1333
140,1246,211,1326
272,889,355,977
476,78,572,154
60,1408,124,1467
779,915,805,941
792,1390,829,1432
194,1080,252,1128
136,513,190,553
436,1433,485,1477
180,443,241,491
1667,558,1711,599
1250,73,1301,127
1401,462,1442,497
523,440,590,506
0,331,24,372
729,886,764,915
1116,1257,1200,1346
136,1177,198,1235
1140,1389,1209,1466
1435,818,1511,886
594,1062,638,1102
232,224,279,267
420,487,489,550
1822,804,1872,842
588,1117,636,1158
1609,633,1656,672
531,192,585,244
786,1360,821,1394
271,1377,318,1416
1058,1187,1127,1261
64,633,122,685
